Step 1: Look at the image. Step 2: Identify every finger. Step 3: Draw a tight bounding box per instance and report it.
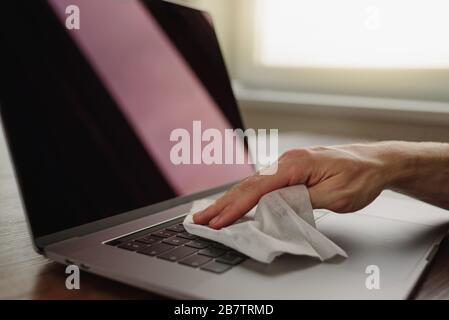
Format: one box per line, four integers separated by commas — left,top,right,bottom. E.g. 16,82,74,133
208,195,256,229
193,197,229,225
208,169,293,229
193,181,249,224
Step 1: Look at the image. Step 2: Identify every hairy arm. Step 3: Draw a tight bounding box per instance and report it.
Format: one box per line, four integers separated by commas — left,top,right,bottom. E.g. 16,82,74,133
193,141,449,229
382,141,449,209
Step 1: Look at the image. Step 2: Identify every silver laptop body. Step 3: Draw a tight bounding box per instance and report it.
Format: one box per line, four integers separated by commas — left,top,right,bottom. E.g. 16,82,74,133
42,190,448,299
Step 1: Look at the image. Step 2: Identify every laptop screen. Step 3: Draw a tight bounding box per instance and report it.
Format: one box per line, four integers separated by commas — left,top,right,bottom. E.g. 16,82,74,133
0,0,253,238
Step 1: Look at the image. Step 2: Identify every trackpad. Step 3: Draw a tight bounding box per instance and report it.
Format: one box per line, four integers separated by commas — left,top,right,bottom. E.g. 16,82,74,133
316,213,442,283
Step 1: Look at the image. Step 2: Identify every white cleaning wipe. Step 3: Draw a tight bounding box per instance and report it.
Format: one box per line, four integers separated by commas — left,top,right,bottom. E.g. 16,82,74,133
183,185,348,263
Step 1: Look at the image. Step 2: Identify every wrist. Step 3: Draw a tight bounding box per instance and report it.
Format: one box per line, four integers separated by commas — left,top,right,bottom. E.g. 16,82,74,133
376,141,415,189
340,141,411,189
377,141,449,191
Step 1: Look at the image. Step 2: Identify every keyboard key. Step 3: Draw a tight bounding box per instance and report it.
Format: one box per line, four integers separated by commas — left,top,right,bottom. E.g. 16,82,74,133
158,246,198,262
177,232,198,240
162,236,190,246
186,239,211,249
229,250,246,257
210,242,230,250
201,261,232,274
138,243,174,256
166,224,185,233
216,252,245,265
179,254,212,268
118,241,148,252
135,235,160,245
152,229,177,238
198,247,226,258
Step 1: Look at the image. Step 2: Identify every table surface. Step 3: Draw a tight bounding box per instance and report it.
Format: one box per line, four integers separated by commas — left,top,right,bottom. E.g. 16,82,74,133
1,130,449,299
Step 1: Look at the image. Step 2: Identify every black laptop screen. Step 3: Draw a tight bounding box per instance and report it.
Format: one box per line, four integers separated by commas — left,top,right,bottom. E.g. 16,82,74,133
0,0,253,238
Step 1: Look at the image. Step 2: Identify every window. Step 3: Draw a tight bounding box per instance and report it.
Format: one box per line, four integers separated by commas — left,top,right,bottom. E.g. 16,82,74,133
256,0,449,69
232,0,449,104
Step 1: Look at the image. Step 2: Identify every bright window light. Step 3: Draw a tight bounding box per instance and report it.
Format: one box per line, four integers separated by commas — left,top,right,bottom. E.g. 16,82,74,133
255,0,449,68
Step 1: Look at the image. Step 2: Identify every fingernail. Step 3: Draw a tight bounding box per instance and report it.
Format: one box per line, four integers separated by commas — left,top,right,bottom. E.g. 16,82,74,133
192,211,202,223
209,215,221,227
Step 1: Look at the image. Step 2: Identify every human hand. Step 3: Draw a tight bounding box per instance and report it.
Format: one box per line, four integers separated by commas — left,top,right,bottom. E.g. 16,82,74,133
193,143,397,229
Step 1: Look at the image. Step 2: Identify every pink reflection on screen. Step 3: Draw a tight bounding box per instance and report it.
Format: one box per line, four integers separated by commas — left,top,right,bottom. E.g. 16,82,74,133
48,0,253,195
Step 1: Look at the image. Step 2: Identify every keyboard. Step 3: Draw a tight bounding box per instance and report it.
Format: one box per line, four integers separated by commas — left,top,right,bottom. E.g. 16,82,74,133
106,216,246,274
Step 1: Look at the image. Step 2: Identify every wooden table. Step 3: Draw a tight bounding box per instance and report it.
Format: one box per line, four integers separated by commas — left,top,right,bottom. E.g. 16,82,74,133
1,130,449,299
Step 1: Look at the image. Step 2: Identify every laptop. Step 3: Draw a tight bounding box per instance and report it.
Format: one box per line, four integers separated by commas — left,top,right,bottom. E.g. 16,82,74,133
1,0,448,299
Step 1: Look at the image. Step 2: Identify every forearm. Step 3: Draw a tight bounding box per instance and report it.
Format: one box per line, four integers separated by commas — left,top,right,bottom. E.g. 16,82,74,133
381,141,449,209
194,140,449,228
